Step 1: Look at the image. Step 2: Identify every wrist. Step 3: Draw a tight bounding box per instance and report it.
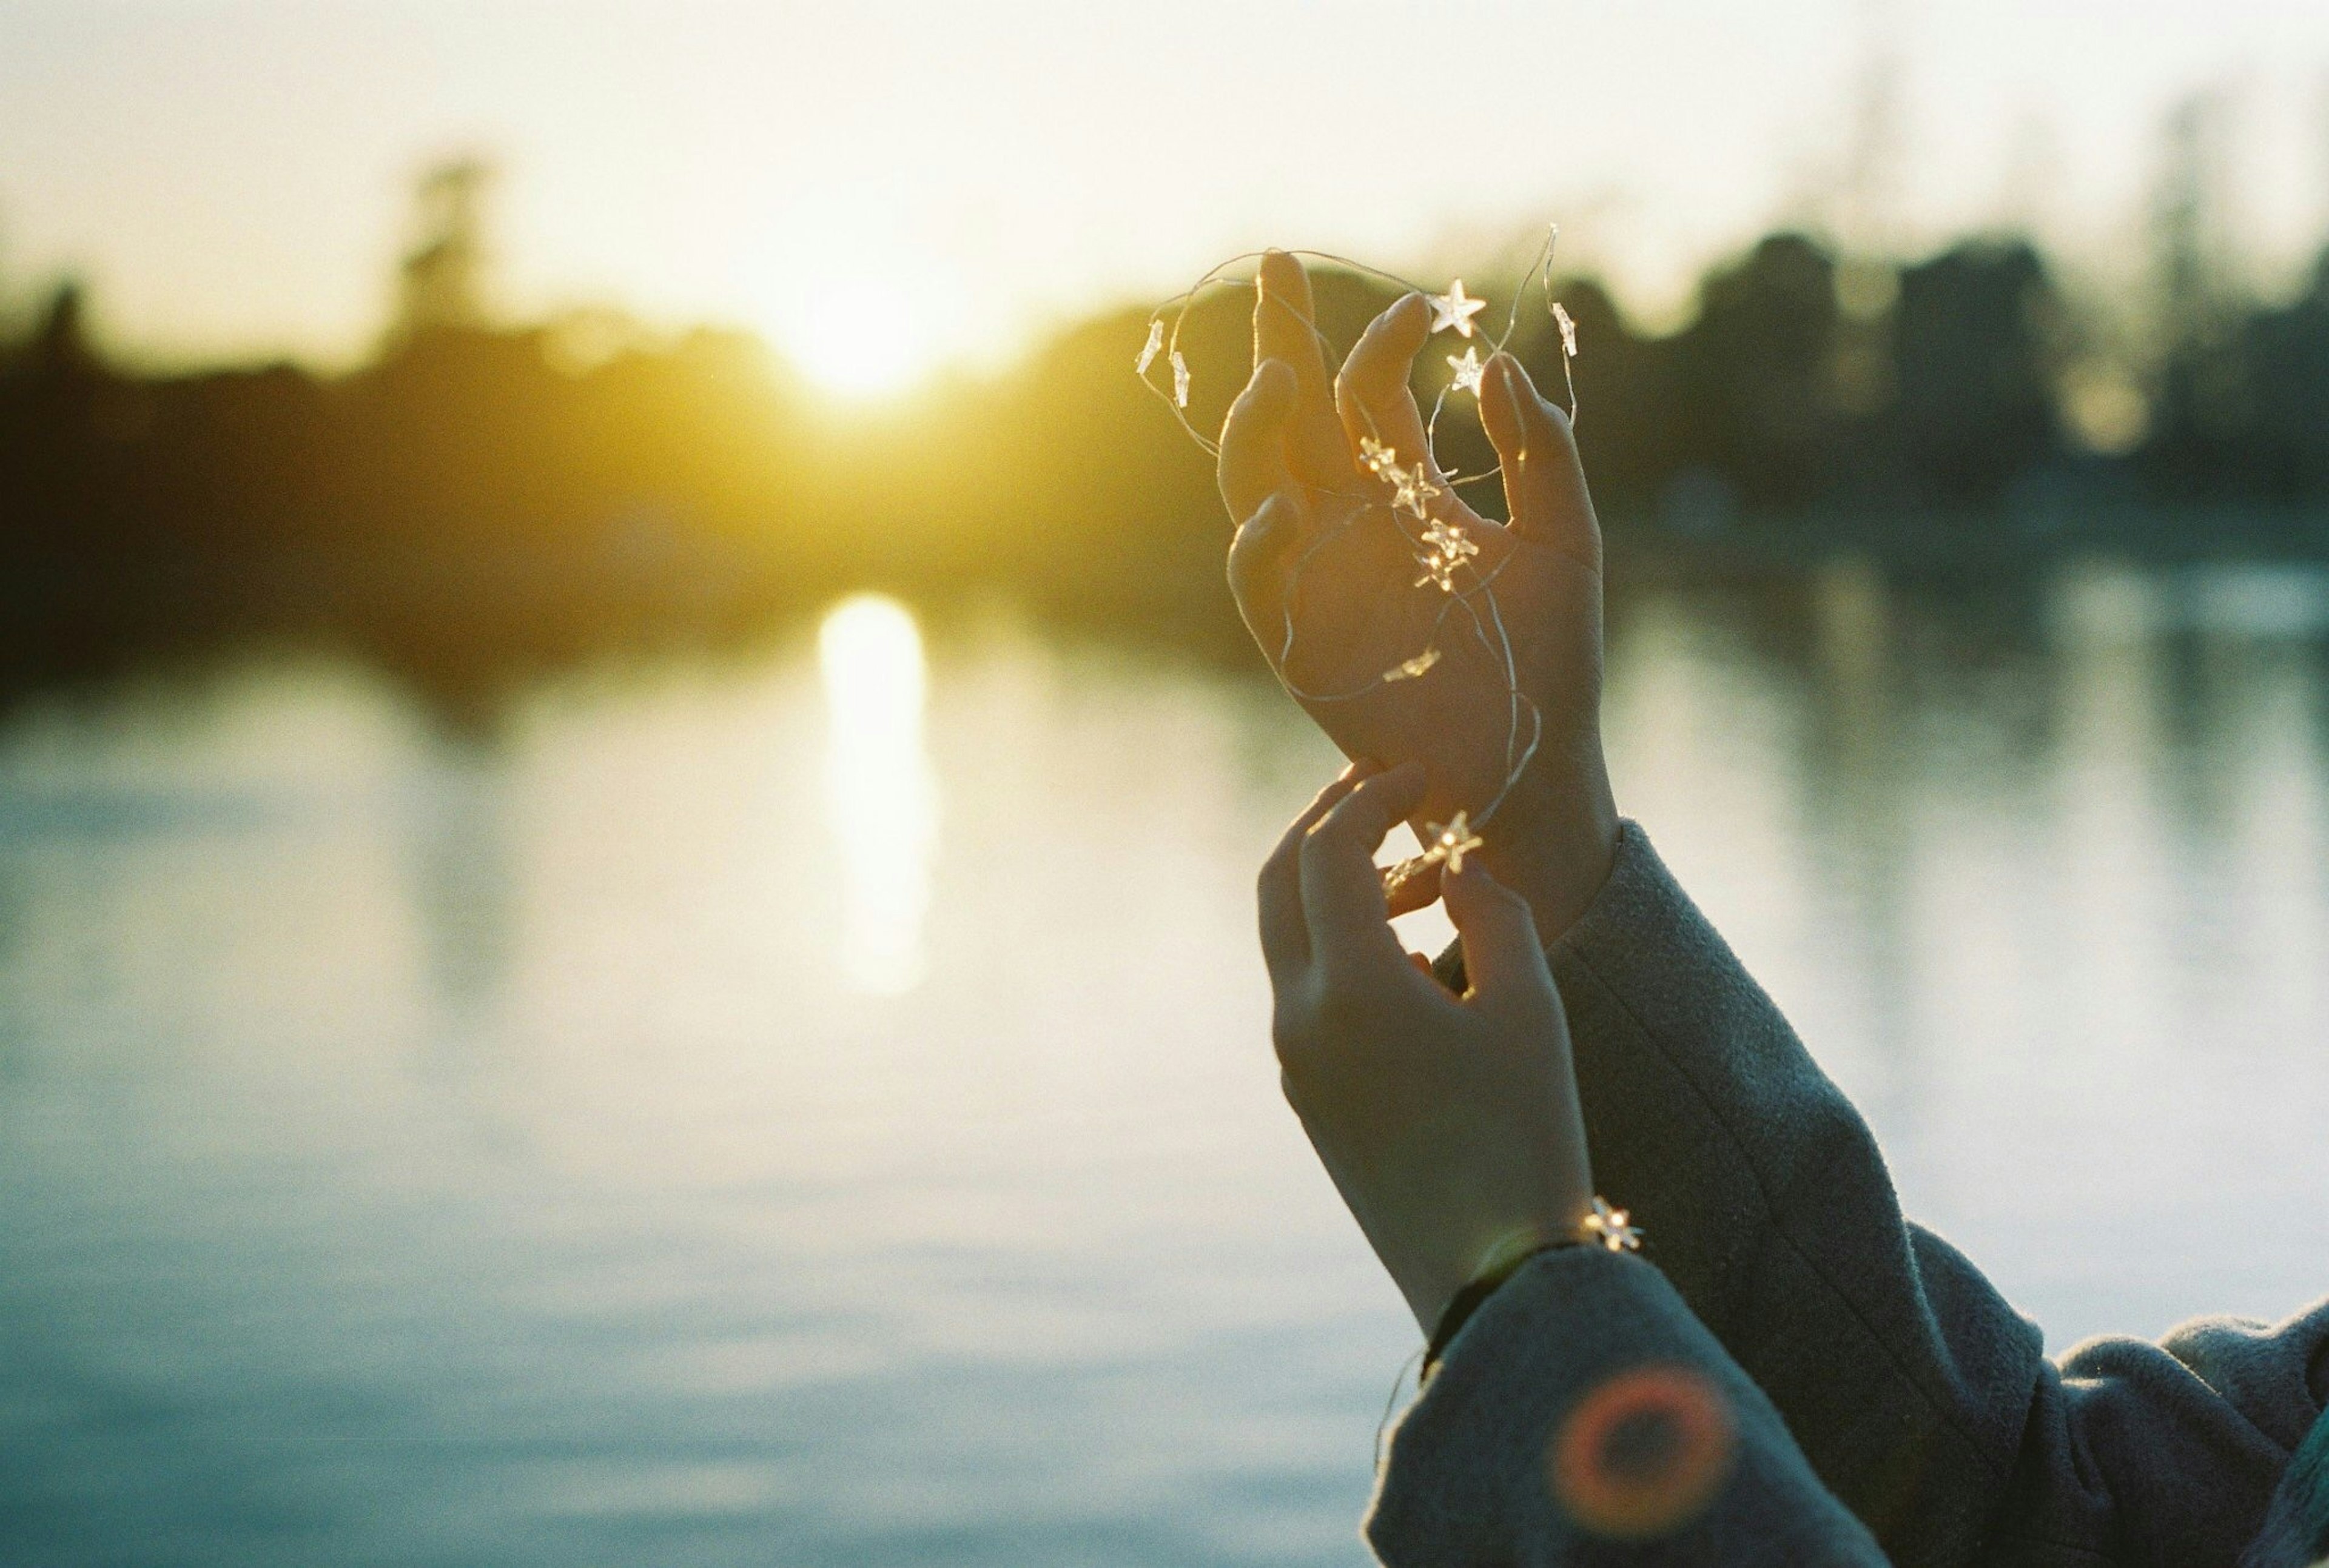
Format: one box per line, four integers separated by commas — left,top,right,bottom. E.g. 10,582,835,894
1417,1198,1643,1373
1420,1228,1571,1370
1477,757,1618,946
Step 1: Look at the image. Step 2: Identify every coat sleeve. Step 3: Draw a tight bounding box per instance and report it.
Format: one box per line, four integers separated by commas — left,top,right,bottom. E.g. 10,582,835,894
1437,822,2329,1566
1366,1246,1886,1567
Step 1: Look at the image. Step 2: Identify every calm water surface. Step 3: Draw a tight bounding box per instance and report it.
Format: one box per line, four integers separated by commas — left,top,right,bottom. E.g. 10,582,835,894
5,561,2328,1566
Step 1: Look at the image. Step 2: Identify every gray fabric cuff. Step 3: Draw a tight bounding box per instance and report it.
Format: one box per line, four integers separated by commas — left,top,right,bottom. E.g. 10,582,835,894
1366,1247,1884,1565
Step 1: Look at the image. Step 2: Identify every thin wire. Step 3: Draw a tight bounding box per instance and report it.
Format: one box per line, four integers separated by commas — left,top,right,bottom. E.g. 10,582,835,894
1139,227,1579,1470
1373,1345,1427,1470
1137,224,1576,843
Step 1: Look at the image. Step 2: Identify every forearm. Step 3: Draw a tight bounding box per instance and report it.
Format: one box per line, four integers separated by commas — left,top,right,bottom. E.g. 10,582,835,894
1439,822,2041,1564
1461,820,2329,1564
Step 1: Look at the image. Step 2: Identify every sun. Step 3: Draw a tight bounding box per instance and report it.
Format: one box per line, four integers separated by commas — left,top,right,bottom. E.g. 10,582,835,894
766,272,936,398
738,191,974,400
761,278,924,397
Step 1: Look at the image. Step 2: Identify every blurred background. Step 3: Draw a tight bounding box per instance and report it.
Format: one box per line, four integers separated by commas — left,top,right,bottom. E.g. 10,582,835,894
5,2,2329,1564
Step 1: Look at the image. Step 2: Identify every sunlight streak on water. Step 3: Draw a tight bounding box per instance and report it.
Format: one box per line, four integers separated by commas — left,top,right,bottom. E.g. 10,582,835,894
818,595,939,994
5,568,2329,1566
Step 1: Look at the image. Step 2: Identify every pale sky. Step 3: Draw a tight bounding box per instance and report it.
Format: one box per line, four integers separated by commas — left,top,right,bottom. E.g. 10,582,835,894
3,0,2327,387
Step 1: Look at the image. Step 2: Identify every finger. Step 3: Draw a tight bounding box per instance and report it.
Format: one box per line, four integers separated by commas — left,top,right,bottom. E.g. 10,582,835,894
1442,856,1558,1017
1228,490,1302,634
1482,353,1601,569
1380,853,1443,919
1334,293,1448,490
1218,358,1299,527
1299,762,1428,971
1259,763,1375,983
1254,251,1350,481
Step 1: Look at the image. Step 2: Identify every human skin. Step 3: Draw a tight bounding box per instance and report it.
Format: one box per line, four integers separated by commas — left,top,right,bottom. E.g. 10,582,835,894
1258,759,1596,1336
1216,252,1619,943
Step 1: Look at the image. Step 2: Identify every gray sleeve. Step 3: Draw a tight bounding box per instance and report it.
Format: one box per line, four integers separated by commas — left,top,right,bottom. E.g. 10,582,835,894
1439,822,2329,1566
1366,1247,1886,1567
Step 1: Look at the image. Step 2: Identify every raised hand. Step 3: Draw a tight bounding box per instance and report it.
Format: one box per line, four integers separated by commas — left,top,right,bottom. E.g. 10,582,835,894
1260,761,1596,1335
1218,253,1617,939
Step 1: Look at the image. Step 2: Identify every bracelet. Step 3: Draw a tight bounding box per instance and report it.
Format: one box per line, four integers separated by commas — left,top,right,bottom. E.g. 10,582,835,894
1422,1199,1643,1377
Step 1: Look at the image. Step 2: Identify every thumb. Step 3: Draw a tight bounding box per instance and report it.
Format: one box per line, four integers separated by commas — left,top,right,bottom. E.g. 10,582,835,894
1443,856,1556,1014
1228,489,1303,641
1218,357,1299,527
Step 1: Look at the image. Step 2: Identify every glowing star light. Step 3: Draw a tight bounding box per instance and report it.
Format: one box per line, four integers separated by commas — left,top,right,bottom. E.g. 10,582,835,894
1419,811,1485,873
1422,518,1478,564
1581,1198,1643,1253
1412,515,1476,591
1392,466,1442,519
1134,226,1572,861
1428,280,1487,338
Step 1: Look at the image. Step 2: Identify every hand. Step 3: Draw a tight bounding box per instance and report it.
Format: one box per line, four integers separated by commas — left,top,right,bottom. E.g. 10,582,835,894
1262,760,1596,1336
1218,253,1618,940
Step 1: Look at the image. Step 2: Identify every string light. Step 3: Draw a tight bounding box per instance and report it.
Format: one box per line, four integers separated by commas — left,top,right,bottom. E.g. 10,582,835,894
1427,279,1488,338
1132,227,1578,848
1421,518,1477,563
1581,1197,1643,1253
1447,346,1487,398
1553,302,1578,360
1420,812,1485,874
1392,463,1442,520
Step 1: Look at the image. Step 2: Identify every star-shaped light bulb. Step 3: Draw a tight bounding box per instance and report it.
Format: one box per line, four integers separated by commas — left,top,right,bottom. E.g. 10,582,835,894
1420,811,1484,873
1428,280,1487,338
1581,1198,1643,1253
1382,648,1441,683
1421,518,1477,563
1393,466,1442,519
1553,302,1578,359
1171,350,1191,409
1447,346,1487,397
1411,514,1475,591
1137,320,1164,375
1358,435,1399,478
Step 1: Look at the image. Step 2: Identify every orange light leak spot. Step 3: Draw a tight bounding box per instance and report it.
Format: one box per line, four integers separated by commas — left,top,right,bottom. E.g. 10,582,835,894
1548,1364,1737,1540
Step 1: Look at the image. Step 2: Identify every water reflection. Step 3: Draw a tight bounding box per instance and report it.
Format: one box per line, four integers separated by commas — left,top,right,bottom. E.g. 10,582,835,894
818,595,939,994
0,565,2326,1567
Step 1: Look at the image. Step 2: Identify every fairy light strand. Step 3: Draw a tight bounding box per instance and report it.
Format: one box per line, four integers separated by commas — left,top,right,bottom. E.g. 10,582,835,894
1133,227,1577,840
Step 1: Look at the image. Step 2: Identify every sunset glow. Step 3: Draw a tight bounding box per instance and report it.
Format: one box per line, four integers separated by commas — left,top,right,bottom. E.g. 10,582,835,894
762,272,946,398
6,2,2328,368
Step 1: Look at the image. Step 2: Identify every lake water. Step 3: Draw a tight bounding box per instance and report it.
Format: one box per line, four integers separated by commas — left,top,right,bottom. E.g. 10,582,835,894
5,560,2328,1567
